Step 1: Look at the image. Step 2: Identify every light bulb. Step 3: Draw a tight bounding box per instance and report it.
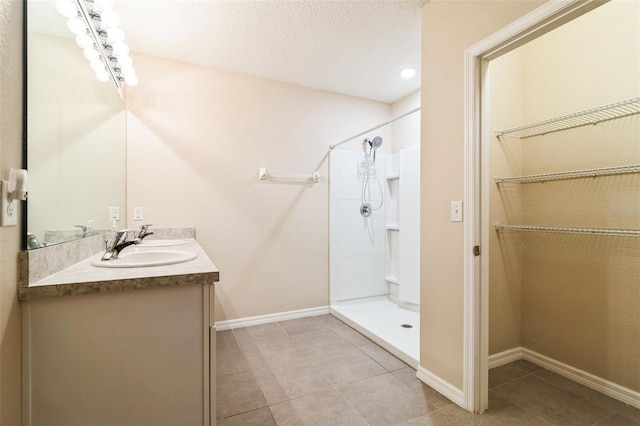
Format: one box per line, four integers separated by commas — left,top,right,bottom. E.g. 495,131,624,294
107,27,125,44
96,69,110,82
120,65,135,78
56,0,78,18
67,17,87,36
124,75,138,86
100,10,121,28
90,57,106,73
112,42,129,57
83,47,99,61
76,34,94,49
117,55,133,68
94,0,115,12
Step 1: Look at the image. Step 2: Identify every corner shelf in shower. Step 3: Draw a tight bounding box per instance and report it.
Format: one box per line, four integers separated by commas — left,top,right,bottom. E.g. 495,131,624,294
385,276,399,285
386,173,400,180
386,224,400,231
494,164,640,184
495,96,640,139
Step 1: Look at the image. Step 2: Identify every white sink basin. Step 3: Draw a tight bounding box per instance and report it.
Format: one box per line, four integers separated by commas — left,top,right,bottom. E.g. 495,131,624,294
91,250,197,268
139,239,191,247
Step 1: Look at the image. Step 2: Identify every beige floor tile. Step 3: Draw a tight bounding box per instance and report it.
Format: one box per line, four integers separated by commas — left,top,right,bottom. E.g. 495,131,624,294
596,412,640,426
312,347,386,386
533,369,628,414
216,371,267,419
216,329,239,351
232,323,288,346
616,405,640,423
252,360,334,405
339,372,435,425
291,329,356,358
270,389,368,426
217,317,635,426
316,314,373,346
218,407,277,426
392,367,453,410
489,359,541,389
493,374,616,425
216,345,251,376
315,314,347,328
405,393,549,425
278,316,330,336
360,342,409,371
240,334,308,371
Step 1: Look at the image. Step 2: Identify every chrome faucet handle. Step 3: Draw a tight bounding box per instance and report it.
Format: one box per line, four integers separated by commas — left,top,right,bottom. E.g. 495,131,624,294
134,224,154,240
102,229,139,261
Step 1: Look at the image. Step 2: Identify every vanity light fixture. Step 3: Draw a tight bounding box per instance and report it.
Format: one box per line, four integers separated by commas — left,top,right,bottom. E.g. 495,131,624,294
55,0,138,89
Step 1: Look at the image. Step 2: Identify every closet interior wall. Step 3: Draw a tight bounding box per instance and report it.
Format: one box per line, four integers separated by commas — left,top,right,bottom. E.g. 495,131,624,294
488,0,639,393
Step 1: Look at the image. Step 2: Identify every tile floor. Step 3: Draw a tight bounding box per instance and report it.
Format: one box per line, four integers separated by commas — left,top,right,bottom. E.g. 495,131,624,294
216,315,640,425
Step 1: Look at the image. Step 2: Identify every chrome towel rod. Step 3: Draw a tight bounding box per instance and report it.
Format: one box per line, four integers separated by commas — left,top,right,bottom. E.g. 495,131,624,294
494,224,640,237
495,164,640,184
258,167,320,184
330,107,421,150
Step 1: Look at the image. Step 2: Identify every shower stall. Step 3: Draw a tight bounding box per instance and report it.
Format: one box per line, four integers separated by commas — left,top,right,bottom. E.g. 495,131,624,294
329,109,420,367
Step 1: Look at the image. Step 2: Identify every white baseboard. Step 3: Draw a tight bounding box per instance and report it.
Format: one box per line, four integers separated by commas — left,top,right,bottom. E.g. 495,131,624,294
215,306,329,331
488,347,640,409
416,366,465,408
488,347,523,369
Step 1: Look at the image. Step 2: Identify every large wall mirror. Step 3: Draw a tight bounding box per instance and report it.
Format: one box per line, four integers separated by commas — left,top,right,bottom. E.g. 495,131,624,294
25,0,126,249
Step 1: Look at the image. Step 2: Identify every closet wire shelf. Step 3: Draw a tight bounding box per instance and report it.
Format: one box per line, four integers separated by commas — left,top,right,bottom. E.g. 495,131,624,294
495,97,640,139
494,224,640,237
495,164,640,184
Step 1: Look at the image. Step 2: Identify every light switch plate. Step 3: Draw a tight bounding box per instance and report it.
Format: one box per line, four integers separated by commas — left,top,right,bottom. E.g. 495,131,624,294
451,201,463,222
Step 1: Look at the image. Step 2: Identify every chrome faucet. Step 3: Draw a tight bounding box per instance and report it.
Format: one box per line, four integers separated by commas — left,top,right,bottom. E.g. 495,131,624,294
101,230,140,261
134,224,154,241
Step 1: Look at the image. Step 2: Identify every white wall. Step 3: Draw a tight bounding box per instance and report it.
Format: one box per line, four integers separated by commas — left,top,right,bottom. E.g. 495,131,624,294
126,53,391,322
391,90,421,153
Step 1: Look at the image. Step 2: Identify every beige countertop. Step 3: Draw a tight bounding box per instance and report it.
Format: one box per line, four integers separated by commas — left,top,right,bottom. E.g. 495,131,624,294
19,238,219,301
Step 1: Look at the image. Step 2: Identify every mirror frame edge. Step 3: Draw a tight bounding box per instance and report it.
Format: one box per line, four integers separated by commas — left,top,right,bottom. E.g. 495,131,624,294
21,0,28,252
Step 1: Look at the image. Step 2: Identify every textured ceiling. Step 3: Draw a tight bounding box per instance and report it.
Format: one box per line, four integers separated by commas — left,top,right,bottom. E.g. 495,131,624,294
29,0,424,103
115,0,424,103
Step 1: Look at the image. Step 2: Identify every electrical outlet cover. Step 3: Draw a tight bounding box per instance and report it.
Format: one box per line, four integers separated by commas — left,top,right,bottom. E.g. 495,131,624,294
109,206,120,221
0,181,17,226
133,206,144,221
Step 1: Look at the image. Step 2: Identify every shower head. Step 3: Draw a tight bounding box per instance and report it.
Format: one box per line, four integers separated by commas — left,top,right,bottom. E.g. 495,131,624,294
370,136,383,149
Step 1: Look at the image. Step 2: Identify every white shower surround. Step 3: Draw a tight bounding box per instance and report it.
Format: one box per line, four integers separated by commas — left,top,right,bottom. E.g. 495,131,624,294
329,145,420,365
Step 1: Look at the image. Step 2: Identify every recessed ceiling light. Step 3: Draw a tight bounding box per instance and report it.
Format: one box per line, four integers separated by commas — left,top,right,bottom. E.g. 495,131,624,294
400,67,417,79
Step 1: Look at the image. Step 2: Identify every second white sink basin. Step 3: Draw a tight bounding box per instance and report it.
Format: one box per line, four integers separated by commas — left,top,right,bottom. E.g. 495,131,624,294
139,239,191,247
91,250,197,268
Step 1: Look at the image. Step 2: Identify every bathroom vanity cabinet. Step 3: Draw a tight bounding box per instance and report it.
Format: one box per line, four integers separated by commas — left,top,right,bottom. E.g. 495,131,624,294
19,237,218,426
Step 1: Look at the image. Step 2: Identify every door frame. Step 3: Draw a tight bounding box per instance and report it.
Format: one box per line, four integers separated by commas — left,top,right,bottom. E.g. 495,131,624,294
462,0,607,412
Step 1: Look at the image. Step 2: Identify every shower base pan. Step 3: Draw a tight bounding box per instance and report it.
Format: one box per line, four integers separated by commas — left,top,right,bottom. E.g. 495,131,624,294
330,296,419,368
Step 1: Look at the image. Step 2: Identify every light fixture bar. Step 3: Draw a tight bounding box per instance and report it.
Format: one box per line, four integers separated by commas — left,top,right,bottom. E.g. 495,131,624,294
73,0,121,90
57,0,137,90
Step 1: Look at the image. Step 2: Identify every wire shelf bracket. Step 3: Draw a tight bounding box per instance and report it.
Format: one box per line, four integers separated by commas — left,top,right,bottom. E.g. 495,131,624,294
495,164,640,184
495,97,640,139
494,223,640,237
